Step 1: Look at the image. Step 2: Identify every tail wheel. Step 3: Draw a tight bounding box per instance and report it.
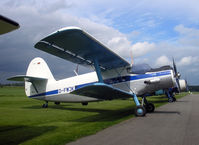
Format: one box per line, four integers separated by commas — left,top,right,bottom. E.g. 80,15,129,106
145,103,155,113
135,105,146,117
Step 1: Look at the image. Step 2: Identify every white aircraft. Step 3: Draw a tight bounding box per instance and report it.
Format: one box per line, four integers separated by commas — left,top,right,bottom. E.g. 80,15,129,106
0,15,20,35
8,27,185,117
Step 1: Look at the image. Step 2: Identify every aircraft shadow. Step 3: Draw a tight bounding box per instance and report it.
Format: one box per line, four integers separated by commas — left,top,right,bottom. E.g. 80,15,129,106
53,106,111,113
23,104,73,109
23,104,134,122
176,100,189,102
68,107,134,122
149,100,168,103
147,96,167,99
0,125,56,145
153,110,181,115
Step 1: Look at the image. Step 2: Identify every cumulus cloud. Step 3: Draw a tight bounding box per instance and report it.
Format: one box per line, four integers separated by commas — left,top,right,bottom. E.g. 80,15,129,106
175,24,199,36
0,0,145,82
131,42,156,57
174,24,199,47
107,37,132,58
155,55,171,67
178,56,199,66
1,0,199,85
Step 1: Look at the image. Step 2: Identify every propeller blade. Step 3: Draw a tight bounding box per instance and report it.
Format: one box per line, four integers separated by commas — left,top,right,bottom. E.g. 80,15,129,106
172,58,181,92
173,58,177,77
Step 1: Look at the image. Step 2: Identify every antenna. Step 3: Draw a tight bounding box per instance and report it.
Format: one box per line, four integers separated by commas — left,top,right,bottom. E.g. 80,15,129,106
130,49,134,66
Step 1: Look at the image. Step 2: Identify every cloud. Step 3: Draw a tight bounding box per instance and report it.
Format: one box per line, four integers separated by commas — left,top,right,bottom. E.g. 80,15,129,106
178,56,199,66
174,24,199,36
155,55,172,67
1,0,199,85
131,42,156,57
174,24,199,47
107,36,132,58
0,0,142,82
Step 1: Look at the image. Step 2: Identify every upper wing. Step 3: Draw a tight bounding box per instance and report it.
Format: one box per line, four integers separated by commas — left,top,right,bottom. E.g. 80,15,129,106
0,15,20,35
34,27,130,70
71,83,132,100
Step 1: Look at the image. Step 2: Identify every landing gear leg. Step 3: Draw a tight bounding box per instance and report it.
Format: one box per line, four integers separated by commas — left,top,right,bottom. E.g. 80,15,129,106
42,101,48,108
133,94,146,117
142,96,155,113
166,90,175,102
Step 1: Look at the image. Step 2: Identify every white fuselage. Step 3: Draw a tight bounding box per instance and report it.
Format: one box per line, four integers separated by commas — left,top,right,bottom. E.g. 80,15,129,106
26,69,175,103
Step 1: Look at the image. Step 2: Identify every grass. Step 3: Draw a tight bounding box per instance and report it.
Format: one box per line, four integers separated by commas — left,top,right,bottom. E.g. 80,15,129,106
0,86,188,145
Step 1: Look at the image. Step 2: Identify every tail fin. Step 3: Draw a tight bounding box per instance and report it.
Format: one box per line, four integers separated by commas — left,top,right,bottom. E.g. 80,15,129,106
26,57,55,81
8,57,55,97
25,57,55,97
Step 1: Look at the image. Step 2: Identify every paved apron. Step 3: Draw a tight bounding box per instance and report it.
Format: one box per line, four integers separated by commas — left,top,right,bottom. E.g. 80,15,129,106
67,94,199,145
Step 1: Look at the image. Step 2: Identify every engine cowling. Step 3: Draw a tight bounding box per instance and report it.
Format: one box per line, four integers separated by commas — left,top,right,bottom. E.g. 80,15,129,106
179,79,187,91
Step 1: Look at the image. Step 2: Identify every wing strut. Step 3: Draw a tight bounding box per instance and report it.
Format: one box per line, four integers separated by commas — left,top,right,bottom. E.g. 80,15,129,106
31,82,39,93
93,59,103,83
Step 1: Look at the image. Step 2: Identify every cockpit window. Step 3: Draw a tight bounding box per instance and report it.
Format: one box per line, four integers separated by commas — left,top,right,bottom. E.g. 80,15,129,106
128,63,173,74
129,63,152,74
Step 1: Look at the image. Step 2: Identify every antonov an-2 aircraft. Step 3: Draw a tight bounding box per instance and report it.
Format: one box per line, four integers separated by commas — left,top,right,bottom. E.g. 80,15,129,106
8,27,185,117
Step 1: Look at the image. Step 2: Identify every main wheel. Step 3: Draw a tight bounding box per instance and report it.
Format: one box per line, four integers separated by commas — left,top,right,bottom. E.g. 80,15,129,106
168,98,173,102
82,102,88,106
173,97,176,102
54,102,60,105
145,103,155,113
135,105,146,117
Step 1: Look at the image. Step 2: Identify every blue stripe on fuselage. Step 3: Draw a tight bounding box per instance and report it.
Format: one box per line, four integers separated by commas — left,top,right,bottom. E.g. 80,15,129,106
28,70,171,98
104,70,171,85
29,89,58,98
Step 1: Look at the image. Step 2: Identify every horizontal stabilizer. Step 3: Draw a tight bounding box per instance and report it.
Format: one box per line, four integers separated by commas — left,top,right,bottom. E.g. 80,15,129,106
71,83,133,100
7,75,47,82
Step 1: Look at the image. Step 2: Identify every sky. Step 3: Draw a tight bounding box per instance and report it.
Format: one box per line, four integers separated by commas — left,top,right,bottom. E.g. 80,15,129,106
0,0,199,85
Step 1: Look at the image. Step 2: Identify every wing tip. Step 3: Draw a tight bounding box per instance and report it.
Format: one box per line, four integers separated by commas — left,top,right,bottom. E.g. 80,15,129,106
49,26,82,35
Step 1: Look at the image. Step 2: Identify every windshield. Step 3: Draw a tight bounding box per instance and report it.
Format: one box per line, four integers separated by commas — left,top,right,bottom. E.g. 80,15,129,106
130,63,151,74
129,64,173,74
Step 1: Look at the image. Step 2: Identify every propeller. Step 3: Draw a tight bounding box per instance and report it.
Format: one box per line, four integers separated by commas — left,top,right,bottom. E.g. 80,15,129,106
172,58,181,92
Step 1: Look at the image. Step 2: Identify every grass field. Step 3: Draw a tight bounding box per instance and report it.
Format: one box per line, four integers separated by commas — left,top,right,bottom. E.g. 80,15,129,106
0,86,188,145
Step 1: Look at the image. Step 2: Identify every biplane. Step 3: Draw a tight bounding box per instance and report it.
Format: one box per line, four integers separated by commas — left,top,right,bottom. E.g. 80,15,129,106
8,27,186,116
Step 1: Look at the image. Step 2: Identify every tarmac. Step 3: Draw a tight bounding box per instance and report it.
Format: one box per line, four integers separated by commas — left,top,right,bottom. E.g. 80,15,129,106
67,94,199,145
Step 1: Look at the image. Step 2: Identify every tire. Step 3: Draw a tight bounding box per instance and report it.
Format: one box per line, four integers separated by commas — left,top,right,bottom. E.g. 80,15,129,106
145,103,155,113
82,102,88,106
168,98,173,103
135,105,146,117
54,102,60,105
